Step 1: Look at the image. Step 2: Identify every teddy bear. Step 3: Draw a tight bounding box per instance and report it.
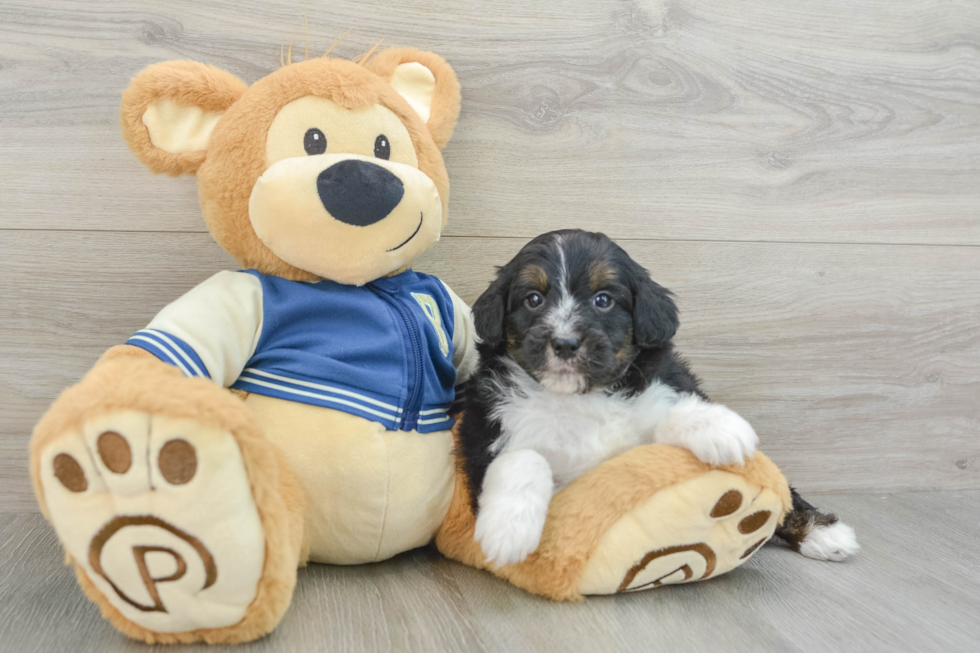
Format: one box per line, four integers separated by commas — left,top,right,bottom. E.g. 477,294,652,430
28,46,792,644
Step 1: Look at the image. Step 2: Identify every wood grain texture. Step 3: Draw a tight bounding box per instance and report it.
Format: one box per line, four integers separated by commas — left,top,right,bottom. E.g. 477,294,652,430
2,232,977,511
1,491,978,652
0,0,978,243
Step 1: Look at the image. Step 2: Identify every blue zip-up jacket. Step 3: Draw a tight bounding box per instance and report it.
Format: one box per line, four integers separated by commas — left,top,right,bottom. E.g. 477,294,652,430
126,269,462,433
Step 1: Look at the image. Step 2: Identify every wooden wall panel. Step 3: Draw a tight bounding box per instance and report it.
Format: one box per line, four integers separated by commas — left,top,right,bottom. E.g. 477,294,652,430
0,0,978,244
1,231,977,511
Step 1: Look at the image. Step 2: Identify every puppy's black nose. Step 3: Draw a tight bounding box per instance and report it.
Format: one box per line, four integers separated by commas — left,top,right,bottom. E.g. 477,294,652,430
316,160,404,226
552,337,581,359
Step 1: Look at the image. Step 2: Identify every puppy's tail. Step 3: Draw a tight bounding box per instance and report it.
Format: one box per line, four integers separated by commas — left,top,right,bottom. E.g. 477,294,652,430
775,487,860,562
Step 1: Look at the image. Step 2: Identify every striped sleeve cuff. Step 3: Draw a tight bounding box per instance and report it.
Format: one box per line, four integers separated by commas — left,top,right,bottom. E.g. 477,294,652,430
126,329,211,379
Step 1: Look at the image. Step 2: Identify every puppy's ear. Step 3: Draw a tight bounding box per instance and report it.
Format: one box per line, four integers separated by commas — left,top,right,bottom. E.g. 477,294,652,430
472,269,510,348
631,270,679,348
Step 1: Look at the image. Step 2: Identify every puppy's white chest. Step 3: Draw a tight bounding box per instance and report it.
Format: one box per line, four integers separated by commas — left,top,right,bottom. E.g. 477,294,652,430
491,381,679,489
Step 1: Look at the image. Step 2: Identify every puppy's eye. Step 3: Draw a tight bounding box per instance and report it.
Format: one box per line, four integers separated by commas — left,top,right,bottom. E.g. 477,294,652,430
525,292,544,309
374,134,391,160
593,293,614,310
304,128,327,155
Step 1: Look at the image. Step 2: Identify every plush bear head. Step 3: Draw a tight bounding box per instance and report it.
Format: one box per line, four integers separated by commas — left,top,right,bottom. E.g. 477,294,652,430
120,48,460,286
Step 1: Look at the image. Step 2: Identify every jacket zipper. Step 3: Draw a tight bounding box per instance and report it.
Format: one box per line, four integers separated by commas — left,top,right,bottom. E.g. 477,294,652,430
369,285,424,431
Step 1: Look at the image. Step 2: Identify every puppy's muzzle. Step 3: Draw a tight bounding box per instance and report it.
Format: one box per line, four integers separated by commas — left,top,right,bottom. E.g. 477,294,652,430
317,160,404,227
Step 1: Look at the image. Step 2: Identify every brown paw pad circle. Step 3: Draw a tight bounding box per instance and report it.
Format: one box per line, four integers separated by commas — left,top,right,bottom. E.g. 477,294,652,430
738,511,772,534
97,431,132,474
158,439,197,485
737,510,773,559
710,489,743,518
53,453,87,493
740,538,768,560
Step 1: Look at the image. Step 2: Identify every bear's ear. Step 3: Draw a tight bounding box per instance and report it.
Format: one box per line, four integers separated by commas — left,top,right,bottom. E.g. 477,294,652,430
120,61,247,176
366,48,461,150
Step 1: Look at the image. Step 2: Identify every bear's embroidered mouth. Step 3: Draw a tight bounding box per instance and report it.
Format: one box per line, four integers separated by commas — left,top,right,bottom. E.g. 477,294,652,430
387,212,423,252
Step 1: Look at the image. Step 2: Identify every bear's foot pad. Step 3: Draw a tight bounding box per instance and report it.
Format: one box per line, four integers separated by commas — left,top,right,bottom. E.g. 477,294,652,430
578,470,784,594
39,411,266,633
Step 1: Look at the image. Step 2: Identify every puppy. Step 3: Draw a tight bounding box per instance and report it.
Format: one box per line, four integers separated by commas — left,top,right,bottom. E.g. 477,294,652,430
458,230,859,566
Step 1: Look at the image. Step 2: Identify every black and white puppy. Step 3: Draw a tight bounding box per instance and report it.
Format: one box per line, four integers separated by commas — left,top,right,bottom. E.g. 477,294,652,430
457,230,859,567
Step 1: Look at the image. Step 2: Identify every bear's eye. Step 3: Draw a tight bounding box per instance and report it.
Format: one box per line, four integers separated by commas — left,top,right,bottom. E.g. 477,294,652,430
374,134,391,160
304,128,327,155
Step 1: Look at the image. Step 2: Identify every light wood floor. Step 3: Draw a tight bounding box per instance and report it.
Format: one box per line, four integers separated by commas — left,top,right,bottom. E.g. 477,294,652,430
1,0,978,650
2,491,979,653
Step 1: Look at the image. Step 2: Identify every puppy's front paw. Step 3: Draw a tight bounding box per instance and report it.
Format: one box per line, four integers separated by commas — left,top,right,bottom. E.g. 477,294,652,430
474,449,554,567
474,498,546,567
656,399,758,466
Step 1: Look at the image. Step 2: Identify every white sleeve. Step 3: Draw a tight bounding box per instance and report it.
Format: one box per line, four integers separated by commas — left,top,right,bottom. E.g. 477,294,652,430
126,271,264,388
440,280,480,385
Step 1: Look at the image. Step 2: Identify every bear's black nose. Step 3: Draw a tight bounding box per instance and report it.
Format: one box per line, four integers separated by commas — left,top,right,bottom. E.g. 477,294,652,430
316,160,404,227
